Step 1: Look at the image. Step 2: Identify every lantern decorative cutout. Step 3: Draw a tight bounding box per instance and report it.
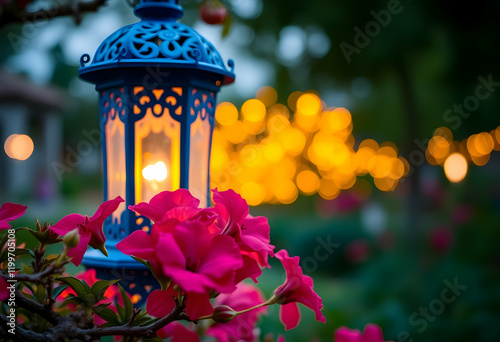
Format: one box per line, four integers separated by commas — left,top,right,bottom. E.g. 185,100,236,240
78,0,234,302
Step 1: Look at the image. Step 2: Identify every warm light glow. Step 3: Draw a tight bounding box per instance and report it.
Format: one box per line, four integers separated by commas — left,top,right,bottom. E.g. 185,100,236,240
296,93,321,116
444,153,468,183
240,182,266,206
4,134,34,161
215,102,239,126
242,99,266,122
256,86,278,107
296,170,320,195
142,161,168,181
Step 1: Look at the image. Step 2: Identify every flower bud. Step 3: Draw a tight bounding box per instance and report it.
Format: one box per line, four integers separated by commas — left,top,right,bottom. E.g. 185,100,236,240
63,228,80,249
211,305,237,323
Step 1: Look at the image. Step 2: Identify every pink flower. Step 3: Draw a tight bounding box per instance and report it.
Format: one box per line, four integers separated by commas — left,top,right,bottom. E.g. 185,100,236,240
157,322,199,341
334,323,391,342
129,189,200,223
0,202,27,230
272,249,325,330
124,219,243,320
211,189,275,281
207,283,267,342
50,196,124,266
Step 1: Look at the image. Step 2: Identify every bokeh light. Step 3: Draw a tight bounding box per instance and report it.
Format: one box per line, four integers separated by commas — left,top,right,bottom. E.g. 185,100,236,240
444,153,468,183
4,134,34,161
210,88,497,205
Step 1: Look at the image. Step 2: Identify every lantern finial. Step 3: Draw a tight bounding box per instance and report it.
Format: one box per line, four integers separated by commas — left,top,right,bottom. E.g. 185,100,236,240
134,0,183,20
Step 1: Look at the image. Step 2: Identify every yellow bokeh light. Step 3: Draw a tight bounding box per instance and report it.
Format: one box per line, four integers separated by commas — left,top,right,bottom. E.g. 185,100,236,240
322,108,352,132
263,141,285,162
215,102,239,126
474,132,494,155
470,153,490,166
359,139,379,152
240,144,263,167
287,91,302,111
240,182,266,206
273,180,298,204
4,134,34,161
428,136,450,161
223,121,248,144
374,177,398,192
296,170,320,195
318,178,340,200
444,153,468,183
256,86,278,107
279,127,306,156
241,99,266,122
296,93,322,116
210,145,229,172
434,126,453,142
295,111,320,132
267,114,290,134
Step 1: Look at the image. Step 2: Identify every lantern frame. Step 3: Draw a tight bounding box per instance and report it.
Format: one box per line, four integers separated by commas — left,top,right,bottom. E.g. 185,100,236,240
78,0,235,300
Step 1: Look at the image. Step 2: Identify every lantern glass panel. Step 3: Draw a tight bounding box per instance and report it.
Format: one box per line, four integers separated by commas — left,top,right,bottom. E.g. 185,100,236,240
103,91,126,222
134,87,181,203
189,89,215,206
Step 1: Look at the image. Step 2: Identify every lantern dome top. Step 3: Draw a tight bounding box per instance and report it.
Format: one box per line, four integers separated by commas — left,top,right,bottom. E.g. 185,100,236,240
79,0,235,86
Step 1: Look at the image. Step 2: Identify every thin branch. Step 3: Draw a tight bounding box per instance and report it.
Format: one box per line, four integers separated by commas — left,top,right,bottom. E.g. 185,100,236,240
0,313,48,342
85,302,185,338
16,292,63,325
0,0,107,28
0,264,62,283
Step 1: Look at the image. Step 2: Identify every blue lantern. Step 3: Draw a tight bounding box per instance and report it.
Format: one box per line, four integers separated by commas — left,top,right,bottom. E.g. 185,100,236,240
78,0,234,303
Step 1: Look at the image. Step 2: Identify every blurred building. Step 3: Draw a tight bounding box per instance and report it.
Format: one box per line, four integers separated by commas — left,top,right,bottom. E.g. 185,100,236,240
0,69,66,203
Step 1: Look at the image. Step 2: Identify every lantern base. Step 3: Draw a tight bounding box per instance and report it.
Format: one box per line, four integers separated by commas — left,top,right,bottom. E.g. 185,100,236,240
82,247,159,307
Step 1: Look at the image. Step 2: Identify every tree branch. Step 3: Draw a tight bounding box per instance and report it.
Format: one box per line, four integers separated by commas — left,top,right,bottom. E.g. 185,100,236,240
0,0,108,28
85,301,185,338
16,292,62,325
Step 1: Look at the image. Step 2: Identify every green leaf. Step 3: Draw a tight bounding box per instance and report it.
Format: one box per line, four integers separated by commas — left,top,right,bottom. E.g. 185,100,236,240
52,285,68,298
91,279,120,302
118,284,133,321
93,303,119,325
116,303,125,323
34,284,47,303
56,276,90,298
0,248,32,263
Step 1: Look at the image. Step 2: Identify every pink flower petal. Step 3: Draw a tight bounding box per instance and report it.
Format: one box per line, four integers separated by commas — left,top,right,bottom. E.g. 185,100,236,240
212,188,248,235
0,202,27,230
87,196,124,246
146,288,177,318
50,213,86,236
198,235,242,288
335,327,361,342
130,189,199,223
157,322,200,342
185,292,213,320
66,231,92,266
280,302,301,331
116,230,156,260
361,324,385,342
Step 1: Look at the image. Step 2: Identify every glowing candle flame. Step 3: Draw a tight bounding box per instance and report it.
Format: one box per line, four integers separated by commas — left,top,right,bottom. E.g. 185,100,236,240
142,161,167,181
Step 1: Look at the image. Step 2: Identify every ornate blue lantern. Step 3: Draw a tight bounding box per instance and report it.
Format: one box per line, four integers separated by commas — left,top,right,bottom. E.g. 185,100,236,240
78,0,234,303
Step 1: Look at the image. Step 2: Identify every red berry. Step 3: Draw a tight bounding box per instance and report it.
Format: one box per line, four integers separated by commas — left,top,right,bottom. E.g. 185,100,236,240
200,0,227,25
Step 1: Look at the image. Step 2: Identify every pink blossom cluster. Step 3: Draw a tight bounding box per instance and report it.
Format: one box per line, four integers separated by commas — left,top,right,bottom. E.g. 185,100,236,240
42,189,325,341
